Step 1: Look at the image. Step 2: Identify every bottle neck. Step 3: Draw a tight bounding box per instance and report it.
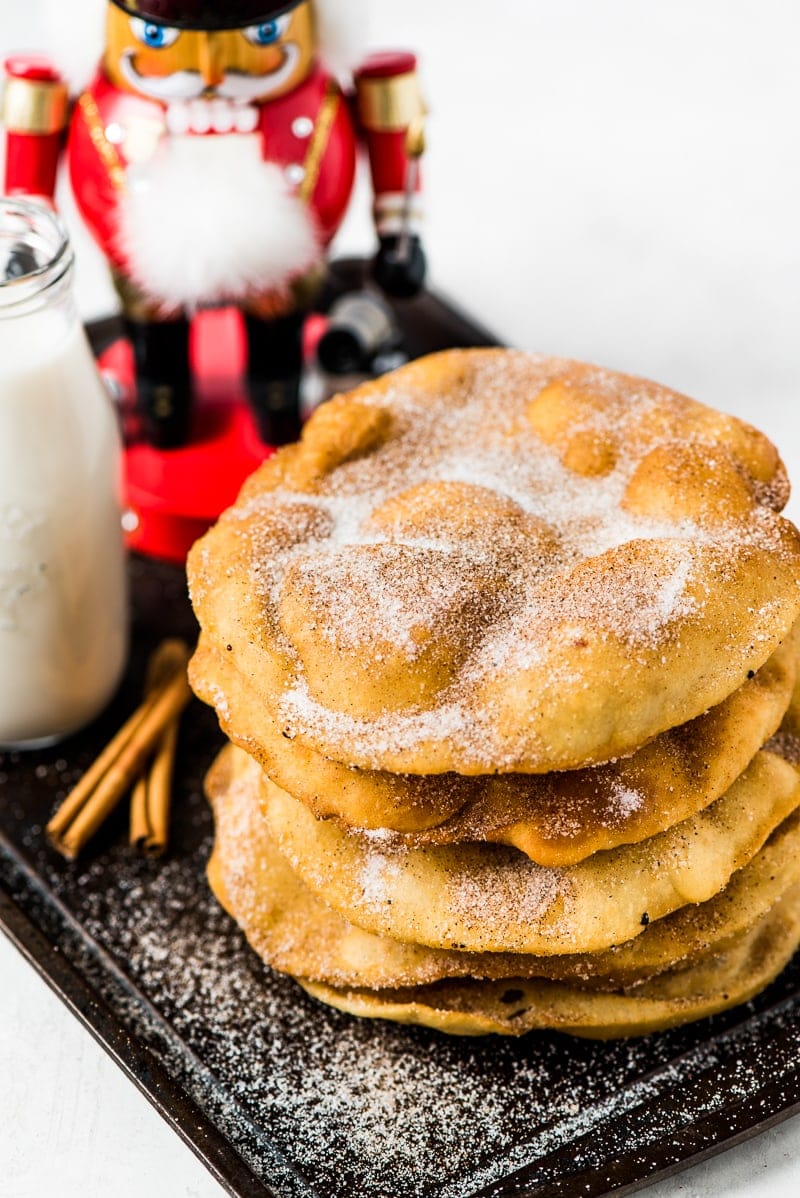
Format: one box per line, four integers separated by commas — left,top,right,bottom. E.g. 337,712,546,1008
0,198,75,322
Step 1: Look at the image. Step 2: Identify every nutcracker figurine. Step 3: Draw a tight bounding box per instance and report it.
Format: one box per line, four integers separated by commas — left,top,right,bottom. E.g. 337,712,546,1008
2,1,426,449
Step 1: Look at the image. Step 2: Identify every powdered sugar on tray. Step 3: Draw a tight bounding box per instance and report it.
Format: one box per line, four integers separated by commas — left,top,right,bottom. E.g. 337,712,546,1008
10,773,800,1198
5,624,800,1198
7,544,800,1198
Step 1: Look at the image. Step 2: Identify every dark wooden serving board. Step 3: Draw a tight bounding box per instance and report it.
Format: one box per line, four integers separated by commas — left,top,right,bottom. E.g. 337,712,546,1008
1,273,799,1198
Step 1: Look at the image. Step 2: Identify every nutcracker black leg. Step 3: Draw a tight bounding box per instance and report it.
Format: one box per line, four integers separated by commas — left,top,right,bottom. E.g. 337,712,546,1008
126,316,192,450
245,310,304,446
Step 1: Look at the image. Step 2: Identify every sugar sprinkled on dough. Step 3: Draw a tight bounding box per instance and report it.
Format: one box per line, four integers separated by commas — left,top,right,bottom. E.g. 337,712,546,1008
607,777,646,819
196,350,800,771
448,856,566,932
359,852,404,911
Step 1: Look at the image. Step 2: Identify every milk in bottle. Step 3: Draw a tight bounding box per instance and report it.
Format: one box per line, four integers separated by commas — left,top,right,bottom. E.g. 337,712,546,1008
0,199,127,748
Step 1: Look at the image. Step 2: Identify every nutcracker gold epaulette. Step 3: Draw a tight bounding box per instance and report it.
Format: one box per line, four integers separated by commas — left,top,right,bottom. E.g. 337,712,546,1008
2,59,69,136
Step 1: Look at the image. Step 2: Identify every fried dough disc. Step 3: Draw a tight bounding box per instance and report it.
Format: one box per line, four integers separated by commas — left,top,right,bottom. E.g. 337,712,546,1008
192,634,469,834
188,350,800,775
300,886,800,1039
206,745,800,992
260,751,800,955
192,628,798,862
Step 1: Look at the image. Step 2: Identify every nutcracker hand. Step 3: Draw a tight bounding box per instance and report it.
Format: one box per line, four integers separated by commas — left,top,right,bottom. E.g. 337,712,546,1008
372,234,426,299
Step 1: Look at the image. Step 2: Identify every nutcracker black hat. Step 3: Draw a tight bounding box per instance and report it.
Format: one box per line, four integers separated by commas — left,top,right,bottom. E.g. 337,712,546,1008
110,0,303,31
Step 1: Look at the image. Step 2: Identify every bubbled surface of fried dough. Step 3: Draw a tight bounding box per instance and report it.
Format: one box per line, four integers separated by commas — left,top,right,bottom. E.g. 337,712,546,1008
192,627,798,861
187,350,800,775
206,744,800,994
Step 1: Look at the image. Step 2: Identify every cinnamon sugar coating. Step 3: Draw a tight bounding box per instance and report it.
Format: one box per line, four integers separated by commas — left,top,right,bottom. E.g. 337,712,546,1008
188,350,800,776
190,349,800,1039
207,743,800,1036
259,749,800,956
191,626,799,863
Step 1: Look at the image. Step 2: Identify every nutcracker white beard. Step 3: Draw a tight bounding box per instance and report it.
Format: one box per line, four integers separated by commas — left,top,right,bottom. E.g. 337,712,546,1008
116,132,322,312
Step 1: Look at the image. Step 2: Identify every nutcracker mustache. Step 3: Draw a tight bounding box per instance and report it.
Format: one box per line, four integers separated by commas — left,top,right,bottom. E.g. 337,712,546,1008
119,44,300,102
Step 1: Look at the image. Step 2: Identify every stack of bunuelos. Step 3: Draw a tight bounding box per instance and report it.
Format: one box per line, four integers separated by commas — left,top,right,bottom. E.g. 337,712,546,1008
188,350,800,1039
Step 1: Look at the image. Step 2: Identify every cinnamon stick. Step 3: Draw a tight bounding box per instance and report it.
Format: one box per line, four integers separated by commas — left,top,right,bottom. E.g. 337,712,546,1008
130,717,179,857
47,640,191,860
129,641,184,856
129,771,150,851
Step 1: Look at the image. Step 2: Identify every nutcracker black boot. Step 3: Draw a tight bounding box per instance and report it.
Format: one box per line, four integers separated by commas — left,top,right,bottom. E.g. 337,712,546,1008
127,316,192,450
245,310,304,446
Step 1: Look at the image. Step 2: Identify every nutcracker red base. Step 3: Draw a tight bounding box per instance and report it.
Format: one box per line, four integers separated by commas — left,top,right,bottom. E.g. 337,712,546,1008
101,307,323,563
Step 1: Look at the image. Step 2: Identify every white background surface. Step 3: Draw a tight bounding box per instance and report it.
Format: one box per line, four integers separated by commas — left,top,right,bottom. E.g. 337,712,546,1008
2,1,800,1195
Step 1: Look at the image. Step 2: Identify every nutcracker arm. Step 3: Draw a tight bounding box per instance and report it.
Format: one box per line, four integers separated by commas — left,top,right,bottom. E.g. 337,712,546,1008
2,56,69,203
354,51,427,298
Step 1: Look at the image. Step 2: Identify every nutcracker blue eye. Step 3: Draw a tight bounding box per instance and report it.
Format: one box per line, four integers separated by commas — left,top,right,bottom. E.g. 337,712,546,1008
129,17,180,49
244,16,291,46
255,21,279,44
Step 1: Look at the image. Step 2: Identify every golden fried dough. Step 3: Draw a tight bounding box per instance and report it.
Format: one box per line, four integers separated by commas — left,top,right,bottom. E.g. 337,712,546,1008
300,887,800,1039
188,350,800,776
206,744,800,993
259,749,800,956
192,633,468,832
192,349,800,1039
192,627,798,861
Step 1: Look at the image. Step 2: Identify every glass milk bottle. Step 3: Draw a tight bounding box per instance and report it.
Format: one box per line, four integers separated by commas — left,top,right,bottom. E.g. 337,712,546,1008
0,199,127,748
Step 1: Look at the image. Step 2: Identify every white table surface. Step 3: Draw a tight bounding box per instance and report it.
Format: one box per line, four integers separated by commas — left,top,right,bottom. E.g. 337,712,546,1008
2,2,800,1195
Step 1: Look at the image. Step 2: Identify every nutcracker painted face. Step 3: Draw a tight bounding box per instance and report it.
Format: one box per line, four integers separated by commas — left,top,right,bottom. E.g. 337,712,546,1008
104,0,316,105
